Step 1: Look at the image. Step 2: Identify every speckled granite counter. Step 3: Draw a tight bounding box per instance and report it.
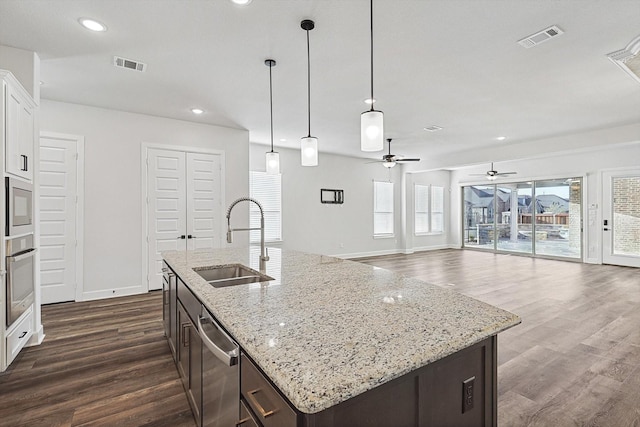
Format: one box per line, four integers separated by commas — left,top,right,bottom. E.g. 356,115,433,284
162,247,520,414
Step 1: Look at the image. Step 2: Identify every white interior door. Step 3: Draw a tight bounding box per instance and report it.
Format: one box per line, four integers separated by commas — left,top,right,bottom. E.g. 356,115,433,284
146,148,223,291
147,149,187,291
186,152,222,250
39,136,78,303
602,169,640,267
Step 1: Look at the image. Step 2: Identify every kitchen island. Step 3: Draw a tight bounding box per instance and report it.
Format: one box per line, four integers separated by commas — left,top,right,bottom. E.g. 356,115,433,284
162,247,520,426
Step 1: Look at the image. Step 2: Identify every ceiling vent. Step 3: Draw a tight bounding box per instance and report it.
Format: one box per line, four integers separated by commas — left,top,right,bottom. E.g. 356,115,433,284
607,34,640,84
113,56,147,72
517,25,564,48
423,125,443,132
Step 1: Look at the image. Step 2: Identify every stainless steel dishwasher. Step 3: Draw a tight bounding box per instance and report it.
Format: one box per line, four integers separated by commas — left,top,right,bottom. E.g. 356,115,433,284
197,305,240,427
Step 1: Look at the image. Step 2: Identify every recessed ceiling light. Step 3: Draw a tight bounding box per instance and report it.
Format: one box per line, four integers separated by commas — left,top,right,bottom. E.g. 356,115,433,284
78,18,107,32
496,136,507,141
364,98,376,105
39,81,44,85
423,125,443,132
230,0,252,5
279,138,287,142
191,108,204,115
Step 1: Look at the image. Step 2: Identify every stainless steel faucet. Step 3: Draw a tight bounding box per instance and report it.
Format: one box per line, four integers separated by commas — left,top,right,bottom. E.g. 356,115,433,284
226,197,269,272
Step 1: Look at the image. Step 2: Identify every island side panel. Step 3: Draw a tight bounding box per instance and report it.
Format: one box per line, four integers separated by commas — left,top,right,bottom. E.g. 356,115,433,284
303,336,496,427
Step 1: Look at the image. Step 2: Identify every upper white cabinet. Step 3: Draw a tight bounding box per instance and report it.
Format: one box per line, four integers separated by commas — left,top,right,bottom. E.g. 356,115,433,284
2,71,36,181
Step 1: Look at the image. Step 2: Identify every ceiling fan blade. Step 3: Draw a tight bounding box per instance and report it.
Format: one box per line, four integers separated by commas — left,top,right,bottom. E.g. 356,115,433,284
396,158,420,162
469,173,488,176
495,172,517,175
365,160,385,164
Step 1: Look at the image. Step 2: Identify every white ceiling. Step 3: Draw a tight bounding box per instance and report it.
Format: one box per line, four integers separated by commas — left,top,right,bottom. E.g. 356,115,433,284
1,0,639,165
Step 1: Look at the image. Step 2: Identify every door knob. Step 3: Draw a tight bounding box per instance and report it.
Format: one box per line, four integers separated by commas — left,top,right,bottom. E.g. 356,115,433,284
177,235,186,239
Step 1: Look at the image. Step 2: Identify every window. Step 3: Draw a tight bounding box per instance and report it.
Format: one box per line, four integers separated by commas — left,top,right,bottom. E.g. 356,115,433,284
373,181,394,236
414,184,444,235
414,185,430,234
431,186,444,233
249,171,281,243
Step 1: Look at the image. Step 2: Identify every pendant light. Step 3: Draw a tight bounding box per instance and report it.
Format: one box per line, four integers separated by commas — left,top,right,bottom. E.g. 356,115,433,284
264,59,280,175
301,19,318,166
361,0,384,152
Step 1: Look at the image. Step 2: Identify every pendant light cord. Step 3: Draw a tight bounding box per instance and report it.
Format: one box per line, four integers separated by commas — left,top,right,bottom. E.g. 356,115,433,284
306,28,311,137
369,0,374,112
269,62,274,153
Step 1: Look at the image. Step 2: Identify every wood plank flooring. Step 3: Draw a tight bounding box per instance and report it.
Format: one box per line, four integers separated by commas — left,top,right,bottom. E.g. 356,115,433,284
0,292,196,427
1,250,639,426
357,249,640,427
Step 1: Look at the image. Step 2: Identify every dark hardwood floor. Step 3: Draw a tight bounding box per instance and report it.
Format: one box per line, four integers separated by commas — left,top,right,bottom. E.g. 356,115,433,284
0,292,196,427
358,249,640,427
2,250,639,426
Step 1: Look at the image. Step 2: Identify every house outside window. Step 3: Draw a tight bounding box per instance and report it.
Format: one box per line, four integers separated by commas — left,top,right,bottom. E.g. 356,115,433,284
373,181,394,237
414,184,444,235
249,171,282,243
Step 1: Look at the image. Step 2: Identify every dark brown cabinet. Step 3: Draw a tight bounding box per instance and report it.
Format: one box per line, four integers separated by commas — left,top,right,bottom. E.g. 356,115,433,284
162,262,177,361
175,278,204,426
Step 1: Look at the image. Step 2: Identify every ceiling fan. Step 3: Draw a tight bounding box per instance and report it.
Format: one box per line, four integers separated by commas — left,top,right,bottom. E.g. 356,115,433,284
470,162,517,181
369,138,421,168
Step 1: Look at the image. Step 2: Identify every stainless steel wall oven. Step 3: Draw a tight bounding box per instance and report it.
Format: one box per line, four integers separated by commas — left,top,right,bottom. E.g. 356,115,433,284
6,234,36,327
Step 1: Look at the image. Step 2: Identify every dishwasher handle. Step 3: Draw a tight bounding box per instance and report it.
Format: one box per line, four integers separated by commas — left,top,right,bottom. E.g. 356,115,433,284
198,312,239,367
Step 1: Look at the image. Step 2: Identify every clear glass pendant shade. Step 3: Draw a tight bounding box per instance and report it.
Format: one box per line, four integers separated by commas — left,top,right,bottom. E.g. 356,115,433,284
265,151,280,174
361,110,384,152
300,136,318,166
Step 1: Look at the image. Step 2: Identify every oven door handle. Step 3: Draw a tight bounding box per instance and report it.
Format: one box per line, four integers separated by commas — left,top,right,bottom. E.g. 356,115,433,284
8,248,37,263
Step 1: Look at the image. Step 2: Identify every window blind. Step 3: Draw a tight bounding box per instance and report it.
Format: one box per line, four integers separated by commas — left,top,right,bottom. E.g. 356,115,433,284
414,184,430,234
431,186,444,233
249,171,282,243
374,181,394,236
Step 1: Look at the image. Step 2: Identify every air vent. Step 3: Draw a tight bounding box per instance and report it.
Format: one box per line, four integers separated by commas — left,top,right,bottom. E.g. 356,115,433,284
113,56,147,72
517,25,564,48
607,34,640,84
423,125,443,132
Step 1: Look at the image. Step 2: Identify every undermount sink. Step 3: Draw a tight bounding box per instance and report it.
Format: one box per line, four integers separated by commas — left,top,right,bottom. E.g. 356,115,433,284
194,264,274,288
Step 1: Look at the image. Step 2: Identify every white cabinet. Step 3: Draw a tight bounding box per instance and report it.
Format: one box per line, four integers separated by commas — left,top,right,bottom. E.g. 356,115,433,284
6,306,33,366
2,71,35,181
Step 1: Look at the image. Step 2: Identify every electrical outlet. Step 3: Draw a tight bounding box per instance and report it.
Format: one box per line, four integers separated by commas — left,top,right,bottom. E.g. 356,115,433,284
339,243,344,248
462,376,475,413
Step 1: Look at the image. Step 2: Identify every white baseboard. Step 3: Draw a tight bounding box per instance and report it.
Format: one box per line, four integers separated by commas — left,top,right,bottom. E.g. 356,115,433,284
82,285,146,301
27,324,45,346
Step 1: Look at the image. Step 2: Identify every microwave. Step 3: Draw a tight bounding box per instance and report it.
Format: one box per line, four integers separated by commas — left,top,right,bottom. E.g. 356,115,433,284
5,177,34,237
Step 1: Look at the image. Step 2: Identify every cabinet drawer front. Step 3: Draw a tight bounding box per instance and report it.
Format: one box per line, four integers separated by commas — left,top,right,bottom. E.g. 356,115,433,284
241,354,297,427
6,307,33,365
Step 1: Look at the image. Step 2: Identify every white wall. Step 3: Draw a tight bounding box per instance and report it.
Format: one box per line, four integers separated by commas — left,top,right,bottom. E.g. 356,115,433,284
0,45,40,104
249,144,404,258
450,142,640,263
40,100,249,299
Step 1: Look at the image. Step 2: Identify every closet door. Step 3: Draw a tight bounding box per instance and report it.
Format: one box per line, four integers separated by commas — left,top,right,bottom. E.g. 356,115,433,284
186,152,222,251
147,149,187,291
146,148,223,291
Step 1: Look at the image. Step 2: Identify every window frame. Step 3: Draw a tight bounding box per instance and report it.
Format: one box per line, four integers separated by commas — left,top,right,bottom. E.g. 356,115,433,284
414,183,445,236
373,180,395,238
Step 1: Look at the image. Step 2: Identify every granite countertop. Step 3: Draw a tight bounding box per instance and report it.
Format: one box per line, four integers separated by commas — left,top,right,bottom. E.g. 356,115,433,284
162,247,520,414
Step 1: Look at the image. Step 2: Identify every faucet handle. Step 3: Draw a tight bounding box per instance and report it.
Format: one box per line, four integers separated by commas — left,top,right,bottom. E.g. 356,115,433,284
264,247,270,261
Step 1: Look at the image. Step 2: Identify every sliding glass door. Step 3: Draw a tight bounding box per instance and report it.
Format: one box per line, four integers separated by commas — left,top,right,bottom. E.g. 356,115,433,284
462,178,582,260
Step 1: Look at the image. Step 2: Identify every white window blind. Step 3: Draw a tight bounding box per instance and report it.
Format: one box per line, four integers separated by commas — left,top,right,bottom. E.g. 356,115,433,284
431,186,444,233
249,171,282,243
414,184,445,235
374,181,394,236
414,184,430,234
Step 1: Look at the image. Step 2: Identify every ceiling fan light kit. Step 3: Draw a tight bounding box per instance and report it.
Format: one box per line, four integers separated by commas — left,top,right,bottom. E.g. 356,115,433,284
301,19,319,166
361,0,384,152
264,59,280,175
